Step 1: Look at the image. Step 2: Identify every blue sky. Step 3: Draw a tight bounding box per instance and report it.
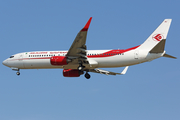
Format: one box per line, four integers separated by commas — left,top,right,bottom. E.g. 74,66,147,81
0,0,180,120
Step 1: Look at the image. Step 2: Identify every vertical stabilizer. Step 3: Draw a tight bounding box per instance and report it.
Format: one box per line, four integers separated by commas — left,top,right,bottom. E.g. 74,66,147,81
138,19,172,51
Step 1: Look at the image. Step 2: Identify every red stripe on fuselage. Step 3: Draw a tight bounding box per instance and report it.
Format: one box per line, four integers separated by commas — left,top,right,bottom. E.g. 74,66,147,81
9,57,51,61
23,57,51,60
87,46,139,58
11,46,139,61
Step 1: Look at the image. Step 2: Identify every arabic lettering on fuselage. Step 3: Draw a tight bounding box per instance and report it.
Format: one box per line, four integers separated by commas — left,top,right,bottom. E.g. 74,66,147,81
30,51,68,54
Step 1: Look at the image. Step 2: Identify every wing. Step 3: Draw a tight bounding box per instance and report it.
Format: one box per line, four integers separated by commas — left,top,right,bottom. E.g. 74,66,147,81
89,66,129,75
66,17,92,62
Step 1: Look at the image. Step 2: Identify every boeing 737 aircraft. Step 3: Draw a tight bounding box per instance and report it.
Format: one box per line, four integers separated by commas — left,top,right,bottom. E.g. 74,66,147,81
2,17,176,79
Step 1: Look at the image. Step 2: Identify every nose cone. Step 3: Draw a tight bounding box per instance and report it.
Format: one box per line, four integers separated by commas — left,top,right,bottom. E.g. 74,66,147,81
2,59,8,66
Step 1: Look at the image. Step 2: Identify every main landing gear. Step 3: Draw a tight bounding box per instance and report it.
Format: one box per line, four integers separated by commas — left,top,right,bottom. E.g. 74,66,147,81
78,66,84,71
78,61,85,71
78,61,91,79
85,72,91,79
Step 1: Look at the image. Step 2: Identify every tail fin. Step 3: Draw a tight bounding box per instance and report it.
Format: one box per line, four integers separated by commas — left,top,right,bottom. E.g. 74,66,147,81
138,19,172,51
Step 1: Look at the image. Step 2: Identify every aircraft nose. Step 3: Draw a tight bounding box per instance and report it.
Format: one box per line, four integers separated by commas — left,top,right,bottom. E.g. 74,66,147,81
2,59,8,66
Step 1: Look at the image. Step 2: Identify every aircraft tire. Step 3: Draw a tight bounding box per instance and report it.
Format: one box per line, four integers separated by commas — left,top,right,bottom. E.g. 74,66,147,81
85,73,90,79
16,72,20,76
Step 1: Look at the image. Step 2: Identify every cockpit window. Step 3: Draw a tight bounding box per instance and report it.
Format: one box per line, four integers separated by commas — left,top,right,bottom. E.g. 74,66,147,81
10,56,14,58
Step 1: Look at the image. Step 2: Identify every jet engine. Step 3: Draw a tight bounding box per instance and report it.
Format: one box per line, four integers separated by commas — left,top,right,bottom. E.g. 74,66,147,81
63,69,84,77
50,56,68,65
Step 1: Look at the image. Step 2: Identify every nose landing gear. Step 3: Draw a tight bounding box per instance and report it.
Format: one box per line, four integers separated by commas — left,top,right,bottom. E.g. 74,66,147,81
16,72,20,76
11,68,20,76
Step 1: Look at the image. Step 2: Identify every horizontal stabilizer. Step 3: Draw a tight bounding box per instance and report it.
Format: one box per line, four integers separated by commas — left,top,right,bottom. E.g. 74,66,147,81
163,53,177,59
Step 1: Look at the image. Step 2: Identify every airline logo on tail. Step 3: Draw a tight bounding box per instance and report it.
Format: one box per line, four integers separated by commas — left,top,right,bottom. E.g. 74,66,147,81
152,34,164,41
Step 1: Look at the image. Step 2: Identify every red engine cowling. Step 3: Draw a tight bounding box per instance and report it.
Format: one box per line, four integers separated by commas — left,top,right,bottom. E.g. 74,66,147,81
50,56,67,65
63,69,83,77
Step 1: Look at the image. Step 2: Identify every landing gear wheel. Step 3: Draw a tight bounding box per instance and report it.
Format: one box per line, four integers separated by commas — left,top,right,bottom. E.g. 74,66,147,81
16,72,20,76
85,73,91,79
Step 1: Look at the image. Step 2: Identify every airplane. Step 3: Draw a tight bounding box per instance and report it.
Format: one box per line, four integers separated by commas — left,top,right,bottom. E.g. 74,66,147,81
2,17,176,79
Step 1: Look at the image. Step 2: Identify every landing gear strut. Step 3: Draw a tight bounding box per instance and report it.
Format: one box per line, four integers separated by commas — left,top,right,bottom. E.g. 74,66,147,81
85,72,91,79
77,61,90,79
78,61,85,71
12,68,20,76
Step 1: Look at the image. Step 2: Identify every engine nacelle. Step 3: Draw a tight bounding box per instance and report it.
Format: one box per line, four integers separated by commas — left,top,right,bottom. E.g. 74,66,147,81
50,56,67,65
63,69,83,77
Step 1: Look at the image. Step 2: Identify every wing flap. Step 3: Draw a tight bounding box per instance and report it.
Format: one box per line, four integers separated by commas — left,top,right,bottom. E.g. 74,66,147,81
89,66,129,75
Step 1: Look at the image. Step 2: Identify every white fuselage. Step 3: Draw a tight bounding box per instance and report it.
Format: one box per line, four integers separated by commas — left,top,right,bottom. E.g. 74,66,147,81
2,18,174,78
2,48,164,70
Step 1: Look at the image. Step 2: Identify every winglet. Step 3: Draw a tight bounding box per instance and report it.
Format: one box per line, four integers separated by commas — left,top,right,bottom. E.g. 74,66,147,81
81,17,92,31
120,66,129,75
